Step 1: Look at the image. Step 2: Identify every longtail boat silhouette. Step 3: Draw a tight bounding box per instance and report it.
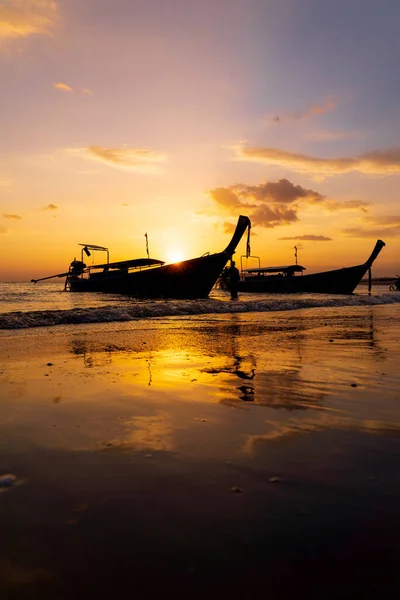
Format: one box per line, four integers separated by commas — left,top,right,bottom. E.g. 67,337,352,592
220,239,385,295
31,215,251,298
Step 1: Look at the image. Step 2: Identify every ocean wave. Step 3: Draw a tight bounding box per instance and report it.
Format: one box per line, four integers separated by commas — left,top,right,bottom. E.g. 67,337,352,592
1,293,400,329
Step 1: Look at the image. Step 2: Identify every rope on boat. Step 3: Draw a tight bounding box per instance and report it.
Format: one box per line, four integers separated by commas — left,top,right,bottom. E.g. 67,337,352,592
246,222,251,258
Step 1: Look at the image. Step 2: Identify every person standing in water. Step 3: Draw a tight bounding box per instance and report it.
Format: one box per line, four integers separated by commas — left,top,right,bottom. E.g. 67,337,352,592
229,260,240,299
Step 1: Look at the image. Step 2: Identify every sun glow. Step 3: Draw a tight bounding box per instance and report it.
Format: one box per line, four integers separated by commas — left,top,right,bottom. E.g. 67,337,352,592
166,250,185,264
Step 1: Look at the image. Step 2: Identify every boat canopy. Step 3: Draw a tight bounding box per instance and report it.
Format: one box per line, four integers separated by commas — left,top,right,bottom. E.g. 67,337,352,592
79,243,109,251
245,264,306,274
89,258,165,270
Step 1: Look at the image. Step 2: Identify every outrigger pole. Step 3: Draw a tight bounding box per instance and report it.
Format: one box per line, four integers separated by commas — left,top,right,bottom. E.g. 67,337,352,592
31,271,71,284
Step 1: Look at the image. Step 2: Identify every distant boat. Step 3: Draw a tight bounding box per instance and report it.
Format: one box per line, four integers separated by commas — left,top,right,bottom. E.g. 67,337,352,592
31,215,251,298
220,239,385,295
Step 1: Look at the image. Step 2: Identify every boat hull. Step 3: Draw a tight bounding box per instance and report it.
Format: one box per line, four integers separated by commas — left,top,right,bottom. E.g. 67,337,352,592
239,263,369,295
68,250,232,298
238,239,386,295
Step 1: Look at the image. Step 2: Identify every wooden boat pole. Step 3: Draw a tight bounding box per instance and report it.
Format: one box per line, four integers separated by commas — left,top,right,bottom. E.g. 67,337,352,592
31,271,71,284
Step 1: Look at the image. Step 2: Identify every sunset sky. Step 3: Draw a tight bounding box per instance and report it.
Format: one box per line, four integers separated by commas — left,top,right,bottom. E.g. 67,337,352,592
1,0,399,281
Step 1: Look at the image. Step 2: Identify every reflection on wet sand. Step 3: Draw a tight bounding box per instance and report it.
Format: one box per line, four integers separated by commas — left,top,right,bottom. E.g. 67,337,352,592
243,415,400,455
70,338,114,368
118,412,175,452
2,308,395,457
200,310,391,411
65,310,390,416
1,307,400,598
199,315,328,410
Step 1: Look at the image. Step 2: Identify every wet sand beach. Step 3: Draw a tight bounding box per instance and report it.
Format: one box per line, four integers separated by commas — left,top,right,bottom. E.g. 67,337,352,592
1,305,400,599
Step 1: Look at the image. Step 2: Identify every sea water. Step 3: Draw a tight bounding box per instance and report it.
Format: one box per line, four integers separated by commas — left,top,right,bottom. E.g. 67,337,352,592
0,280,399,329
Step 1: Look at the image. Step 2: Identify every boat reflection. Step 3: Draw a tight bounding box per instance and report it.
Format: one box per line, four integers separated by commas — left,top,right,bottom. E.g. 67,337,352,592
70,337,115,368
66,309,386,415
207,315,327,411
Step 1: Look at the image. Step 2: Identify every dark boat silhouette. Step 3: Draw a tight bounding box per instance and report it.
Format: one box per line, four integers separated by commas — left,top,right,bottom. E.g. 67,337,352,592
233,239,385,295
32,215,251,298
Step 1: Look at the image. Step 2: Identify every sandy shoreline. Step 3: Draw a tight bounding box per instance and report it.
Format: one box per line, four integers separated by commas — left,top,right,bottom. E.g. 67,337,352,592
1,305,400,598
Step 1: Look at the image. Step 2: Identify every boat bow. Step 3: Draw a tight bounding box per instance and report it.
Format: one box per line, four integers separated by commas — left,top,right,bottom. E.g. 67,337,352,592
365,239,385,267
223,215,251,257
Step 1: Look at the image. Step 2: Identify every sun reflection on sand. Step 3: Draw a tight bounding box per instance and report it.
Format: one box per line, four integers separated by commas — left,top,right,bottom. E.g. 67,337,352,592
0,308,399,459
117,412,176,451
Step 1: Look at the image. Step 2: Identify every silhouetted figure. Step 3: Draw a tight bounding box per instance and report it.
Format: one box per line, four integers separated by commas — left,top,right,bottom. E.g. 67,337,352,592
238,385,255,401
390,276,400,291
229,261,240,299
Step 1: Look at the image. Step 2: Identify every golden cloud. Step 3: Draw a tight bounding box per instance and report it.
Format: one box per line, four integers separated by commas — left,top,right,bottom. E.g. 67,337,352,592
42,203,57,210
321,200,369,212
53,82,73,92
362,215,400,226
223,221,237,234
230,143,400,176
278,235,332,241
343,227,400,238
209,187,250,210
306,129,358,142
233,179,325,204
53,83,93,94
84,145,167,173
343,215,400,238
0,0,57,39
250,204,298,228
3,213,21,219
208,178,368,229
309,97,335,116
270,96,335,124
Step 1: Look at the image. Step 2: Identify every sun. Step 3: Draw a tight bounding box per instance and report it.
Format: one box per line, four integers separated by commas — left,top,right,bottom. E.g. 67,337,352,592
166,250,184,264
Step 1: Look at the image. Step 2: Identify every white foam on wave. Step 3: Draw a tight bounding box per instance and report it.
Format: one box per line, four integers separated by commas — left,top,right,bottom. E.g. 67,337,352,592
1,293,399,330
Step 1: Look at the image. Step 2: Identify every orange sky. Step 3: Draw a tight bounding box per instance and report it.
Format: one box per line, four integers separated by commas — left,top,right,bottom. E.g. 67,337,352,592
1,0,399,281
